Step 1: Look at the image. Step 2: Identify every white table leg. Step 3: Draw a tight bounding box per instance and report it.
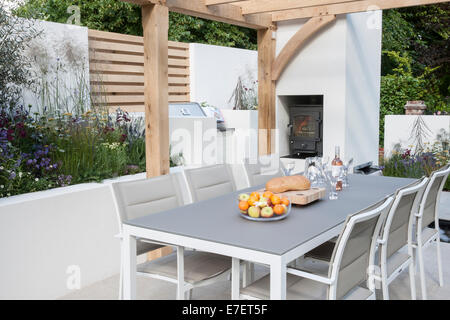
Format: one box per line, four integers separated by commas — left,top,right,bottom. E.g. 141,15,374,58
177,246,185,300
231,258,240,300
270,262,287,300
123,231,136,300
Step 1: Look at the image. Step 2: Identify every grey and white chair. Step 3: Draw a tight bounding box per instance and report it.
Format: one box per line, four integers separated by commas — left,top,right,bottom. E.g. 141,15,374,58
414,164,450,299
184,164,258,285
184,164,237,202
377,177,428,300
243,157,285,187
303,177,428,300
239,196,393,300
111,173,231,300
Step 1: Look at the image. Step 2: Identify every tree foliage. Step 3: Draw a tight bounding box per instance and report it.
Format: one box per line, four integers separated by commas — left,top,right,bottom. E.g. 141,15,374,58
0,2,40,106
13,0,257,50
380,4,449,145
382,4,449,98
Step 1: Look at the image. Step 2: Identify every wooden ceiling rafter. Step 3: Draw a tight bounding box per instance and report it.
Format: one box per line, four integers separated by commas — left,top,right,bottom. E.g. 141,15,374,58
121,0,450,171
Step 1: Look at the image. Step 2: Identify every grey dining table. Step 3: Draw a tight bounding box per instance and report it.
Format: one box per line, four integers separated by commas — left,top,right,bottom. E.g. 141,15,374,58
122,174,416,300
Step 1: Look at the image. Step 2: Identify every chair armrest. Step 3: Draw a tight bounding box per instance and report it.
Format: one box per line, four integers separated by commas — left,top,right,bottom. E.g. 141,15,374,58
287,267,334,285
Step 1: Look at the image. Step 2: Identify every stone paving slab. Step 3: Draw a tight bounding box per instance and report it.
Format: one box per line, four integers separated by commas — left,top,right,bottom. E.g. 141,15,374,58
440,192,450,221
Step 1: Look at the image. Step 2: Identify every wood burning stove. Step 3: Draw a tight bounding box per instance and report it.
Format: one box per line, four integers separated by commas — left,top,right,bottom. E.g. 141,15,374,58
288,104,323,158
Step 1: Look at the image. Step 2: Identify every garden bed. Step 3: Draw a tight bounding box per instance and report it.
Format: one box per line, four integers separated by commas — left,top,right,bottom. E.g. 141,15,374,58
0,106,182,198
381,145,450,191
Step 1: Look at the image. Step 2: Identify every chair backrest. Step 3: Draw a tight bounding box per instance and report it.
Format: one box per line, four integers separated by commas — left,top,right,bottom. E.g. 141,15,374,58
327,196,394,300
184,164,236,202
382,177,428,259
111,173,184,231
244,157,285,187
419,164,450,228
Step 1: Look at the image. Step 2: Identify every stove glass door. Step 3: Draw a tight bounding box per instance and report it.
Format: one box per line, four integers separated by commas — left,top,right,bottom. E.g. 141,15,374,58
292,114,317,138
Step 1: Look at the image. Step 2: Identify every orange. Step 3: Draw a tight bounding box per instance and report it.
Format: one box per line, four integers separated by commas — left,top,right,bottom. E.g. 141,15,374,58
274,204,285,215
281,197,290,206
239,200,249,211
250,192,260,200
263,191,274,199
270,195,281,205
248,196,258,206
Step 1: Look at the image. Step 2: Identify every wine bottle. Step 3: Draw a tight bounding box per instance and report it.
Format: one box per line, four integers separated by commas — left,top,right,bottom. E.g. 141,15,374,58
331,146,343,191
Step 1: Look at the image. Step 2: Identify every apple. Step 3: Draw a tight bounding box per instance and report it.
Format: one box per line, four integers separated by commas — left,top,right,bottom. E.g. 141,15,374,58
258,198,268,208
248,206,261,218
238,193,250,201
261,206,274,218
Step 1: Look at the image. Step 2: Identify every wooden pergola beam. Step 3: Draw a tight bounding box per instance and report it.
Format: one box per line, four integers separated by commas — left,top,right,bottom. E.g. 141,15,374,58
272,15,336,80
240,0,355,15
272,0,450,20
205,0,244,5
122,0,272,29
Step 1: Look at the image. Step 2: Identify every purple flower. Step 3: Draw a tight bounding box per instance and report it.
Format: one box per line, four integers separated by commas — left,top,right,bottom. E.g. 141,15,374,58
10,172,16,179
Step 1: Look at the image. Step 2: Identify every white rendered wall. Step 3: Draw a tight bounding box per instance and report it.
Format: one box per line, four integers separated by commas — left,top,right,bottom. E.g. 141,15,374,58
345,11,382,165
189,43,257,109
276,16,347,173
276,12,382,172
21,20,90,114
170,117,217,166
0,168,185,300
384,115,450,157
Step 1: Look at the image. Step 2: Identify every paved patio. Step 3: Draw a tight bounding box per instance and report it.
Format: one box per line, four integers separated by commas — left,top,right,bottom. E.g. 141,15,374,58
61,241,450,300
440,192,450,221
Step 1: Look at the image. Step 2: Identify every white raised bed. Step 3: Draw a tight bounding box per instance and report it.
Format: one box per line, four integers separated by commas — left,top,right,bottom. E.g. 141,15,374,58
0,168,183,299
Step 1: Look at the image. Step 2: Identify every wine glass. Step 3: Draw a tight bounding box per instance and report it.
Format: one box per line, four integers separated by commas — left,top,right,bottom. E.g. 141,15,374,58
305,157,325,187
284,160,295,176
324,165,340,200
316,156,329,186
342,158,354,188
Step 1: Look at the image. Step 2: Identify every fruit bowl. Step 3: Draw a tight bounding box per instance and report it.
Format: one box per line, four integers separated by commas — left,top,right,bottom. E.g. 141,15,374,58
237,191,292,222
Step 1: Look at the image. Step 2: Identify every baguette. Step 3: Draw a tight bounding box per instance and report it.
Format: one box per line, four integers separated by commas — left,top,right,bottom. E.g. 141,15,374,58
265,175,311,193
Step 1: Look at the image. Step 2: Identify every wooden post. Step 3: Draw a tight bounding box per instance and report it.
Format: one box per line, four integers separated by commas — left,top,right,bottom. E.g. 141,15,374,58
142,4,173,261
142,4,170,178
257,26,276,156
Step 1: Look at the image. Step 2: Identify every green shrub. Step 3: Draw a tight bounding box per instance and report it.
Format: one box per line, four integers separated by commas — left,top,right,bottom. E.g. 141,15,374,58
380,51,449,145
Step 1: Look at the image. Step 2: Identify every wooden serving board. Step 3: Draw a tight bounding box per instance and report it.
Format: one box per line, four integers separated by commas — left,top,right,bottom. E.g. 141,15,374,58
258,187,326,205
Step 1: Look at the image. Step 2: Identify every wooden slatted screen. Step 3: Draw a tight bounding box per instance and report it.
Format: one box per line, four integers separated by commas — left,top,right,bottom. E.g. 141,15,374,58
88,29,190,113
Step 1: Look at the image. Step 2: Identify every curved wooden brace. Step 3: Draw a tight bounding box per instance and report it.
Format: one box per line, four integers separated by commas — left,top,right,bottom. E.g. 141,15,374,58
272,15,336,81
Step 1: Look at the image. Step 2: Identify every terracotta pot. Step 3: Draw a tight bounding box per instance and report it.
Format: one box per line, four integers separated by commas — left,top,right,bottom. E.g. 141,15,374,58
404,100,427,115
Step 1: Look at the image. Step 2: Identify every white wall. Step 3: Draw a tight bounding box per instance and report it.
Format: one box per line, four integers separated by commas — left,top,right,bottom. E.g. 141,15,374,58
275,12,382,171
0,181,121,299
170,117,217,166
21,20,90,114
219,110,258,163
0,170,177,300
384,115,450,156
345,11,382,165
276,16,347,172
189,43,257,109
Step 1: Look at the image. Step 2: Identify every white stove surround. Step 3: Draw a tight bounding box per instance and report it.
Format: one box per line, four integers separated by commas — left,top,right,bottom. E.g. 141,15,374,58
276,11,383,174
